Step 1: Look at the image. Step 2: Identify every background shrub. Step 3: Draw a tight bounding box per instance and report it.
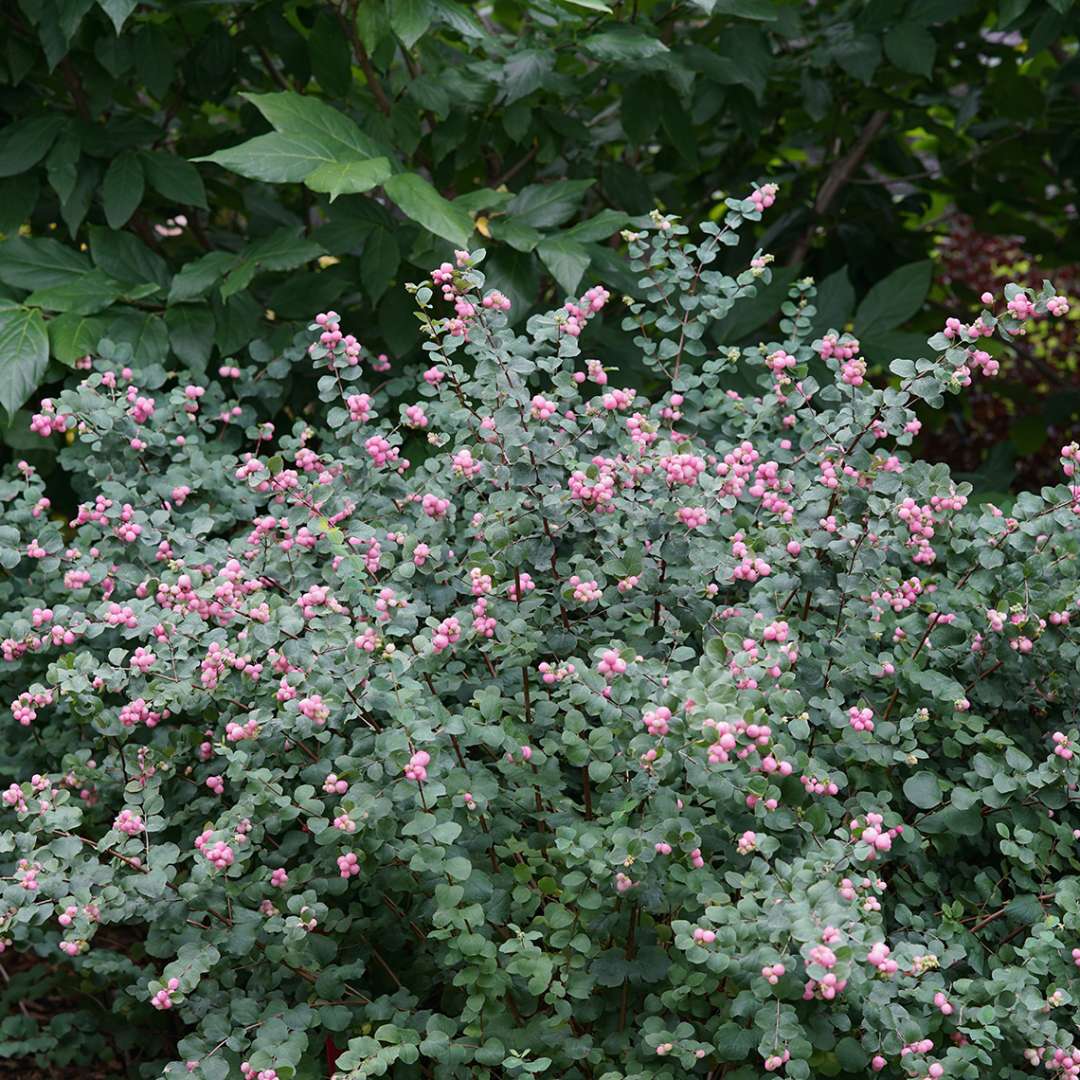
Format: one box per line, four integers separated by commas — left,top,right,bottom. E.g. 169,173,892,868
1,195,1079,1078
2,0,1080,487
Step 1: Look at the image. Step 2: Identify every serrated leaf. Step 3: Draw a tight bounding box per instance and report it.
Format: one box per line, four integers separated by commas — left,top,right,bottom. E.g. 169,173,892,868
102,150,145,229
0,305,49,416
304,158,392,201
501,48,554,104
384,173,472,248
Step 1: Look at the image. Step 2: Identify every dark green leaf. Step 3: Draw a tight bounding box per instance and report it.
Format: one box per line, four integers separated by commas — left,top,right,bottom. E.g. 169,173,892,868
362,229,400,303
166,303,216,367
45,132,81,205
501,49,553,104
142,151,208,209
384,173,473,248
0,236,91,290
884,23,936,78
507,179,595,230
89,226,170,289
26,271,127,315
854,261,932,336
0,175,40,235
0,116,64,178
106,308,169,366
537,237,590,296
390,0,433,47
810,265,855,336
102,150,145,229
47,311,105,365
168,251,236,304
562,209,628,243
0,304,49,416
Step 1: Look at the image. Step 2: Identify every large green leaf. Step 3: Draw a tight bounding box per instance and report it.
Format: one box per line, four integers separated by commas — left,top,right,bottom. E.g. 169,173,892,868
240,91,387,160
97,0,138,33
106,308,169,366
582,28,669,62
0,236,92,290
45,131,80,204
304,158,392,202
390,0,433,47
196,133,342,184
26,271,127,315
141,151,208,209
89,226,170,289
166,303,216,367
506,179,595,230
168,252,237,305
47,311,105,365
102,150,145,229
219,231,326,300
0,175,40,236
0,116,64,178
383,173,473,248
537,237,590,296
884,23,936,78
854,260,932,336
561,208,630,243
0,304,49,416
362,229,400,303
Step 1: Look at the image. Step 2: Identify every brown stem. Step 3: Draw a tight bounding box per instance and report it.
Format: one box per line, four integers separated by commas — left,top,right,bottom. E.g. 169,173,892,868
340,4,392,116
788,109,889,266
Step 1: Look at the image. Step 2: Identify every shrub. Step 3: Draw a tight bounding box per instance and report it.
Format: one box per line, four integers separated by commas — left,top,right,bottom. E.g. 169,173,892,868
1,192,1079,1080
5,0,1080,496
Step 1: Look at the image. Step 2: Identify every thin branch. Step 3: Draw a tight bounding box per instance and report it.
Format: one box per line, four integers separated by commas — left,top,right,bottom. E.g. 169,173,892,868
788,109,889,266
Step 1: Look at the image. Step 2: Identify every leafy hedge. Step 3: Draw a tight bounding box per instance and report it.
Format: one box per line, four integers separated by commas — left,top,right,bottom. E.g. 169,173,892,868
2,193,1079,1079
3,0,1080,487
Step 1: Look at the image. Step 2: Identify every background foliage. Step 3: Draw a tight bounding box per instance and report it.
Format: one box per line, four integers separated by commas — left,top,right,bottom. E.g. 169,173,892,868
2,0,1080,494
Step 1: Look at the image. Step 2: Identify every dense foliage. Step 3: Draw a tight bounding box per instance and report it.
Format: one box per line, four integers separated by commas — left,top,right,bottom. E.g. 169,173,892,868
3,0,1080,486
2,193,1079,1079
